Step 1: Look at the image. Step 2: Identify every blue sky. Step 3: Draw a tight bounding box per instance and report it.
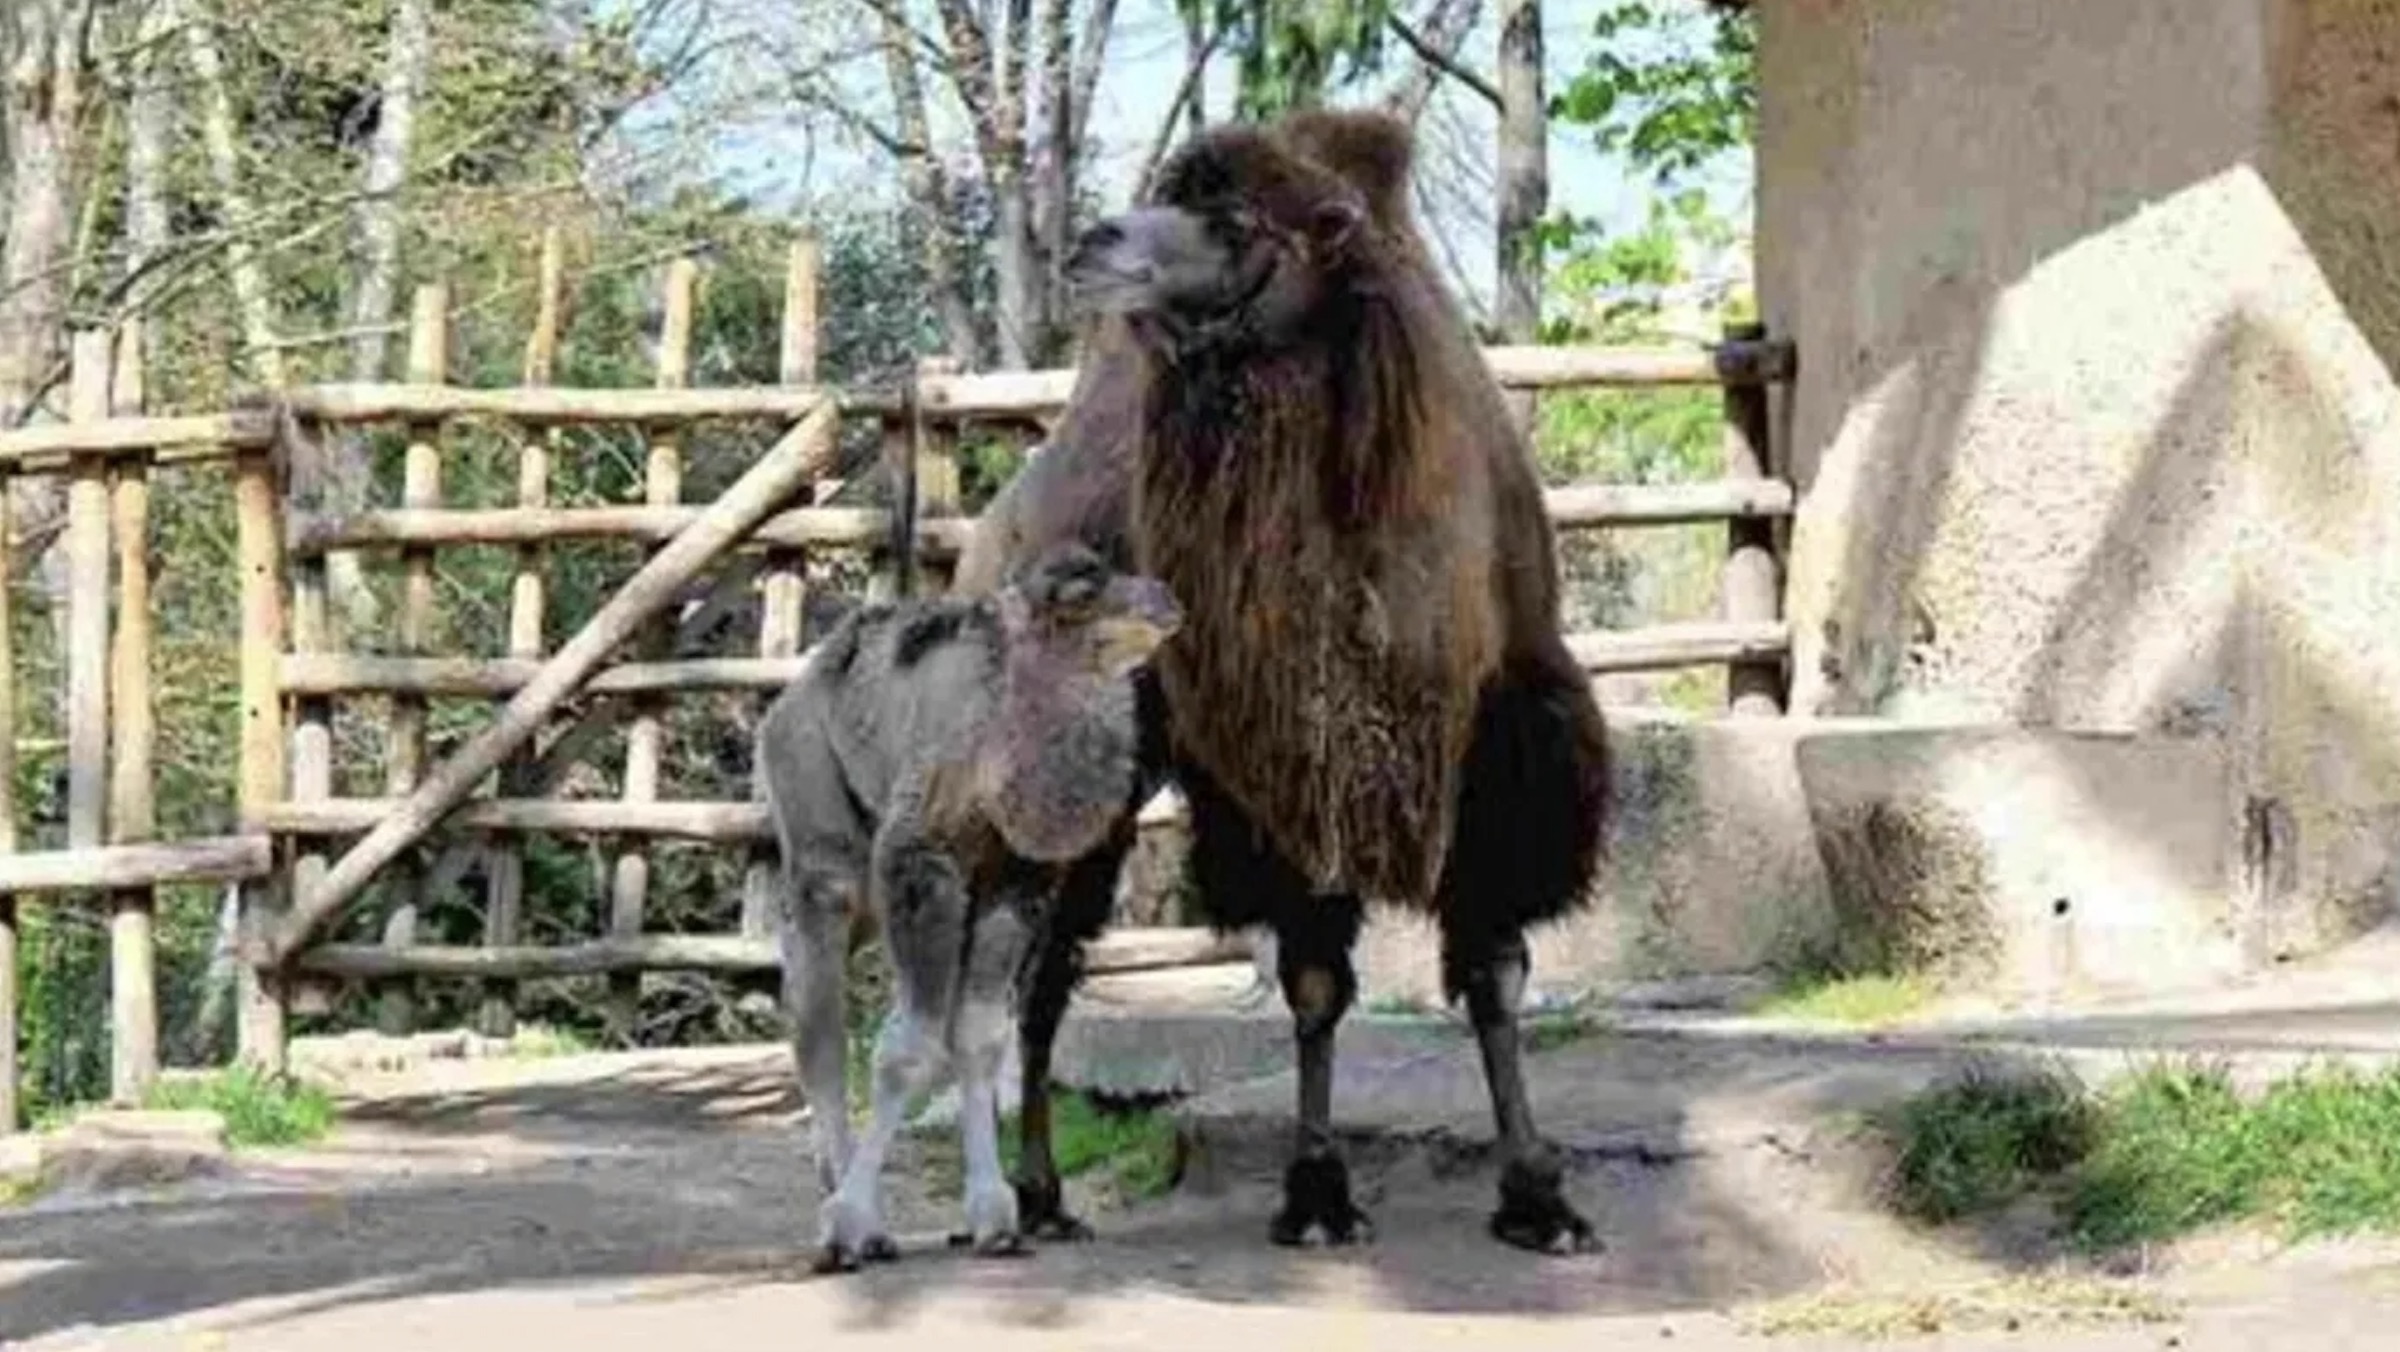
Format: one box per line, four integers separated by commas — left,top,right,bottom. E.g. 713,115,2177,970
656,1,1750,311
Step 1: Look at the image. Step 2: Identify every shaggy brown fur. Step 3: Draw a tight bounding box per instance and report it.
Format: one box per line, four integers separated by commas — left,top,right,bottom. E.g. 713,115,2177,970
955,107,1611,1255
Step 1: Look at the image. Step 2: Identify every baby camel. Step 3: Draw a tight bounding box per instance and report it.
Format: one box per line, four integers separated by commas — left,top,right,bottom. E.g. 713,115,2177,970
758,543,1182,1273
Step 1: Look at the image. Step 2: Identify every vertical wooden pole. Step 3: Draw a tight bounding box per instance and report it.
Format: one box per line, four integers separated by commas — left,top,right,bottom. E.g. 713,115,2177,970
106,324,158,1103
284,397,339,1047
484,229,565,1038
910,356,962,598
0,454,17,1130
870,405,912,605
63,334,116,1096
608,257,695,1041
742,239,817,940
1721,321,1785,716
377,284,447,1035
234,425,288,1073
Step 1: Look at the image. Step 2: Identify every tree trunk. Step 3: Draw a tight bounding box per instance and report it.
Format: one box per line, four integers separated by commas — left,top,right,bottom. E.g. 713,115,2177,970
1495,0,1546,422
182,7,285,387
985,0,1039,370
877,6,981,366
1179,3,1208,135
123,0,174,377
0,0,89,429
347,0,432,386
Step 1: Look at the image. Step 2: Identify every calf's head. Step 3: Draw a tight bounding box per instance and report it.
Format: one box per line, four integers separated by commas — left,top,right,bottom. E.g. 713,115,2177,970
976,544,1182,862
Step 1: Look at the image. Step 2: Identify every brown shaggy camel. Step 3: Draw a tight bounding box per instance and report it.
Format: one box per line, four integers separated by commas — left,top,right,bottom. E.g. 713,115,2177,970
950,107,1611,1255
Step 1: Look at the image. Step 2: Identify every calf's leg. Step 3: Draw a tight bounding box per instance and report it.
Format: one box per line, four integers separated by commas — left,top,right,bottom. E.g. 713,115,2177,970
779,859,859,1237
816,827,968,1272
957,900,1034,1256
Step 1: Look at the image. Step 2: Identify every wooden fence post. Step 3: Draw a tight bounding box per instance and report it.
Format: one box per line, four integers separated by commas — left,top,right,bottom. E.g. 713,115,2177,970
1720,321,1785,716
106,324,159,1103
607,256,697,1042
234,413,288,1074
281,398,341,1042
911,357,962,598
377,284,449,1035
62,334,123,1098
483,227,567,1037
742,237,816,941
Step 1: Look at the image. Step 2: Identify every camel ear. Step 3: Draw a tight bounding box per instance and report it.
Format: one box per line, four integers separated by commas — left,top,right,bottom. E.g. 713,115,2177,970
1309,197,1365,255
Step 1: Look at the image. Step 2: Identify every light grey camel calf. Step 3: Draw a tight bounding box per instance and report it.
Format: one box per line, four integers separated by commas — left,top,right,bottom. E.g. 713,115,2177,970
758,542,1182,1273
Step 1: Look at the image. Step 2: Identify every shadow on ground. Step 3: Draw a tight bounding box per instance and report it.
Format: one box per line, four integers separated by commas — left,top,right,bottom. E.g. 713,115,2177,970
0,1029,2073,1345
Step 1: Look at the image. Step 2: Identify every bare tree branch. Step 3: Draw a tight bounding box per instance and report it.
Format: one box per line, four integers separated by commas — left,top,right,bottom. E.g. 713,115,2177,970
1385,2,1498,117
1136,24,1225,199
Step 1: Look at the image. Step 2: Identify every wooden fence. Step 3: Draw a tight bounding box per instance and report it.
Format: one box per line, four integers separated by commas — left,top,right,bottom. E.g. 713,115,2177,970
0,236,1796,1131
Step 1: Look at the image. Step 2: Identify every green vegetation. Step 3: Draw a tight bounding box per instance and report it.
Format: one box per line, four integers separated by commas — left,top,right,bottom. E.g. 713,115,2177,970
1883,1060,2400,1251
913,1088,1182,1206
143,1067,340,1149
1005,1090,1183,1202
1756,972,1936,1028
1523,995,1613,1052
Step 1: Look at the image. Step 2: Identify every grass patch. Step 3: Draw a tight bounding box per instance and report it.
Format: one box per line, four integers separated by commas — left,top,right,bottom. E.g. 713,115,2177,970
143,1066,339,1149
1007,1089,1182,1201
1881,1059,2400,1251
914,1088,1182,1205
0,1170,39,1208
1523,995,1612,1052
1737,1275,2178,1341
1757,971,1935,1027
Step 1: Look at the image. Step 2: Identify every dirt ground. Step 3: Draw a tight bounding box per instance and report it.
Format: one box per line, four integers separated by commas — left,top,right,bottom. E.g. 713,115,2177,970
10,1005,2400,1351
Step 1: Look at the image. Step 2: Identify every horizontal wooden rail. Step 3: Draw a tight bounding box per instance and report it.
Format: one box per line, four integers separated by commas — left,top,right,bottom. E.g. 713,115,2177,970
264,384,867,425
288,483,1780,562
285,504,974,559
266,792,1203,842
1568,620,1790,674
282,619,1793,698
0,412,276,470
261,799,772,841
280,654,814,698
1546,480,1794,527
917,338,1795,418
0,835,271,892
291,926,1251,981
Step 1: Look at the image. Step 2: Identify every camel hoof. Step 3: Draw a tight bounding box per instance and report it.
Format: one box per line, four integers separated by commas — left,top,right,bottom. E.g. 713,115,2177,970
810,1233,899,1275
1015,1177,1096,1242
1489,1155,1600,1256
1270,1154,1375,1248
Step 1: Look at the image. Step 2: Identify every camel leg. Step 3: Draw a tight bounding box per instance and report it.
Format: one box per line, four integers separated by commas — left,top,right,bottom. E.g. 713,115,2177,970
1449,927,1597,1254
1438,669,1607,1255
1267,895,1370,1246
1012,667,1165,1239
1009,831,1123,1241
958,901,1034,1257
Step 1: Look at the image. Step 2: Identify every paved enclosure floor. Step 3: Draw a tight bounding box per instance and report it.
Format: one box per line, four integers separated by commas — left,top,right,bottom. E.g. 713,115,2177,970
15,935,2400,1349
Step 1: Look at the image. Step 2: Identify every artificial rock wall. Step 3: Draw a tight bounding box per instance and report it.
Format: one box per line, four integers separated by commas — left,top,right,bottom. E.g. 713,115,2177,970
1758,0,2400,963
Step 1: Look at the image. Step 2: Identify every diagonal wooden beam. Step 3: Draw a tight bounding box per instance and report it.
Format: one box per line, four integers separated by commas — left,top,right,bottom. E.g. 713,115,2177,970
266,400,842,965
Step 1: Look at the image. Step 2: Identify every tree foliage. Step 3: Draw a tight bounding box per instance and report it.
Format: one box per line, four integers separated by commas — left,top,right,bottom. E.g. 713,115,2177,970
1552,0,1755,187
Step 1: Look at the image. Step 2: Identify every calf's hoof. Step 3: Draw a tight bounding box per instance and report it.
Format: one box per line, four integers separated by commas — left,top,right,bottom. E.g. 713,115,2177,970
1269,1154,1375,1247
1489,1153,1599,1256
1015,1175,1096,1242
810,1232,901,1274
